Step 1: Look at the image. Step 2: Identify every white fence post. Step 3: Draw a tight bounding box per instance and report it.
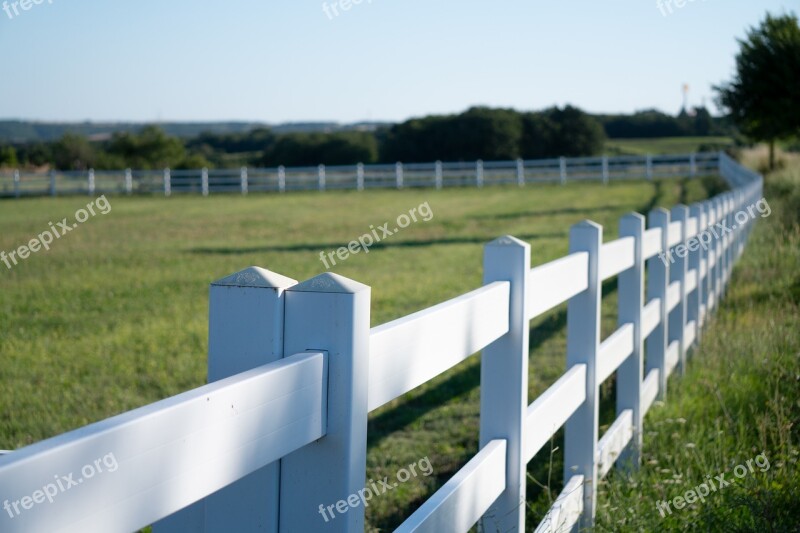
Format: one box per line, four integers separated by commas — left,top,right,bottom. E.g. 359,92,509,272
563,220,602,528
688,204,704,343
318,164,326,192
280,273,370,532
516,158,525,187
476,159,484,188
241,166,248,195
13,169,20,198
645,154,653,180
435,160,443,190
88,168,95,196
602,156,609,185
201,167,209,197
164,168,171,197
689,153,697,178
153,267,297,533
396,162,404,189
124,168,133,195
559,156,567,185
50,170,56,197
356,162,364,191
669,205,688,374
646,208,670,400
278,165,286,193
479,236,530,532
617,213,645,468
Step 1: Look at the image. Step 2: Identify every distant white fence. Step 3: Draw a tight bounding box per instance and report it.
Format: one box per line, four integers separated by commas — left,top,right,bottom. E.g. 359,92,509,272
0,154,761,533
0,152,719,198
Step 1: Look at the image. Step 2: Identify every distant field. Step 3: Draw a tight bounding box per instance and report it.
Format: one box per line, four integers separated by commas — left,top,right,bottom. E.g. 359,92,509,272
606,136,734,156
0,177,718,530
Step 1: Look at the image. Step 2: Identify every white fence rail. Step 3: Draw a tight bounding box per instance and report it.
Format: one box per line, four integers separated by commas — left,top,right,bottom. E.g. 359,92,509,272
0,153,761,532
0,152,720,198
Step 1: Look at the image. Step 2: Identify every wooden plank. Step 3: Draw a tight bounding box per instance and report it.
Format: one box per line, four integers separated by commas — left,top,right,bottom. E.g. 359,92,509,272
666,280,682,312
533,475,584,533
685,216,699,239
599,237,635,280
684,320,697,349
394,440,507,533
597,410,634,479
0,352,327,533
597,323,634,384
642,228,662,260
685,268,698,295
642,369,660,415
668,221,683,248
642,297,661,339
528,252,589,319
524,365,587,462
368,282,509,411
666,340,680,376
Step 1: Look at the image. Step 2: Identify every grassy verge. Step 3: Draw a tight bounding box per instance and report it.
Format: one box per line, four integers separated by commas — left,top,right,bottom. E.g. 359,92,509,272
594,151,800,531
605,137,734,156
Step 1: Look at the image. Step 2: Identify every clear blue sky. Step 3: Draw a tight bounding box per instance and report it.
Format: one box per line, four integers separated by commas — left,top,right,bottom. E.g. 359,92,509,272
0,0,797,123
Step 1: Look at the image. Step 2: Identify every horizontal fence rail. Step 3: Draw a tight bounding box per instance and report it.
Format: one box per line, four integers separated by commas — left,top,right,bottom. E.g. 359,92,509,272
0,152,721,198
0,153,761,532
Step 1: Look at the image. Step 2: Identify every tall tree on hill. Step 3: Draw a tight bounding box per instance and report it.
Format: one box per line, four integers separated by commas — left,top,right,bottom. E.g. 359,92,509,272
714,12,800,169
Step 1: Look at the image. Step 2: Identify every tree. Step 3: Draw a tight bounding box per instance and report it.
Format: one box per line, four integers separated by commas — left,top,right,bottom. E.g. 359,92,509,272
714,12,800,169
107,126,186,169
0,146,18,168
52,133,96,170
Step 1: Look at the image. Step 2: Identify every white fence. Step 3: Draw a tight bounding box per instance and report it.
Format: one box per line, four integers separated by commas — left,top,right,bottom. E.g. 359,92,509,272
0,154,762,532
0,152,720,197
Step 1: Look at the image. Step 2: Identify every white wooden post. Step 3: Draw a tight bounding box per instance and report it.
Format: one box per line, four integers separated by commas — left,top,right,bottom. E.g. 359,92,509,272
688,204,703,344
435,160,443,190
616,213,645,468
646,208,670,400
645,154,653,180
559,157,567,185
278,165,286,193
669,205,688,375
476,159,484,188
479,236,530,532
704,200,716,314
714,198,723,303
88,168,95,196
164,168,171,197
201,168,209,197
516,158,525,187
725,194,734,294
396,162,404,189
318,164,326,191
153,266,297,533
241,166,248,195
50,170,56,197
280,272,370,532
13,169,20,198
125,168,133,195
602,156,609,185
356,163,364,191
563,220,601,527
689,153,697,178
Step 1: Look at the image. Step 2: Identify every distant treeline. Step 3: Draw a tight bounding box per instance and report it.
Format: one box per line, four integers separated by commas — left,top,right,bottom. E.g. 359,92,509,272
0,106,732,171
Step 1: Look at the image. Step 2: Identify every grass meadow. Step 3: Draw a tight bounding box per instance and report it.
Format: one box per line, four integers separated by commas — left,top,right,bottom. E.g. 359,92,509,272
2,166,791,531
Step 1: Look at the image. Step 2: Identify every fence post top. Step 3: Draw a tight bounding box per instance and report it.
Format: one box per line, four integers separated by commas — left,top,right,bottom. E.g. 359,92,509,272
212,266,297,289
670,204,689,216
649,206,670,219
571,219,602,232
620,212,645,223
288,272,369,294
485,235,529,250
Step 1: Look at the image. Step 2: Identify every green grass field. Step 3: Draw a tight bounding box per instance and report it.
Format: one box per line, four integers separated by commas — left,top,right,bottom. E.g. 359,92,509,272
0,174,739,531
605,136,734,156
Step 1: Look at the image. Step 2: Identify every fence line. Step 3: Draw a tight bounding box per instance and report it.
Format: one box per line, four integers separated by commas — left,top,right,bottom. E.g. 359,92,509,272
0,152,720,198
0,154,761,533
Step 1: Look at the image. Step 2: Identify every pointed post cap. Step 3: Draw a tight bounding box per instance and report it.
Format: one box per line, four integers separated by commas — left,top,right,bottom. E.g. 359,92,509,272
212,266,297,288
288,272,369,294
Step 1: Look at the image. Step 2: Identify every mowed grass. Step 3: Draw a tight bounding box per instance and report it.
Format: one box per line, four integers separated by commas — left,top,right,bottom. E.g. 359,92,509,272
0,177,716,531
605,136,734,156
595,152,800,532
